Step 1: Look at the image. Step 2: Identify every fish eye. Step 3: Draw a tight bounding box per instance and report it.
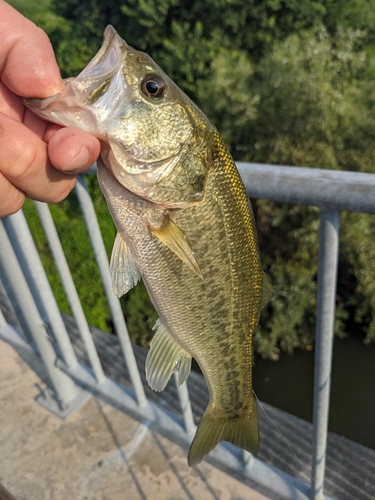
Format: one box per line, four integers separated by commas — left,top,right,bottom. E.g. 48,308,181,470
141,74,167,99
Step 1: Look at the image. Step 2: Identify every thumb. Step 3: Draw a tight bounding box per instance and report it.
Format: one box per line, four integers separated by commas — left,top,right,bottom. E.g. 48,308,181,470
0,1,63,98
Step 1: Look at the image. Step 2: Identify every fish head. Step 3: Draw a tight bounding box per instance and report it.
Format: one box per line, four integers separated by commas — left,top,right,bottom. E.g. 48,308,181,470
25,26,214,206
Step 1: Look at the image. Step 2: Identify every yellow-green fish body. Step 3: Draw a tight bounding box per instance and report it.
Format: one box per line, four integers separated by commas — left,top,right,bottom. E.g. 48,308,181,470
25,26,270,466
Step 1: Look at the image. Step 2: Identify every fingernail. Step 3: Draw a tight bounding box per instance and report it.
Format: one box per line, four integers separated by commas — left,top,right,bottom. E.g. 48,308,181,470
67,147,90,172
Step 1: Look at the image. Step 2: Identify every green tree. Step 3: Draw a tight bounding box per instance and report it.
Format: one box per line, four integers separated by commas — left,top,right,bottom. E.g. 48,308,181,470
8,0,68,33
203,26,375,357
8,0,375,357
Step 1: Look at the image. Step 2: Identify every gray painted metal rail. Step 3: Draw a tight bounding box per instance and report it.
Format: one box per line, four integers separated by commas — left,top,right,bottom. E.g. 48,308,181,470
0,220,79,406
238,162,375,500
35,201,106,384
311,210,340,500
75,174,148,407
1,162,375,500
237,162,375,214
240,163,375,500
3,211,79,372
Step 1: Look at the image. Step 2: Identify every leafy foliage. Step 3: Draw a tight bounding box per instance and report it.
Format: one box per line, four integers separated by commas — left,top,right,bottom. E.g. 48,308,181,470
8,0,69,33
9,0,375,358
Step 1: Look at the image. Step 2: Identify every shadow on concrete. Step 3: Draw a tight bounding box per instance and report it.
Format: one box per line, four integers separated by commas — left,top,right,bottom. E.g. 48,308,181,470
94,398,148,500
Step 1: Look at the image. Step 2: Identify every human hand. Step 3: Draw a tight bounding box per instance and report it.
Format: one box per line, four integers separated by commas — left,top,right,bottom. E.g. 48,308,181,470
0,1,101,217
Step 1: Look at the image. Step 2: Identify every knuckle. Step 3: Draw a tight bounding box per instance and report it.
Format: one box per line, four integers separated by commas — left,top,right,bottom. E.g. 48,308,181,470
7,139,45,182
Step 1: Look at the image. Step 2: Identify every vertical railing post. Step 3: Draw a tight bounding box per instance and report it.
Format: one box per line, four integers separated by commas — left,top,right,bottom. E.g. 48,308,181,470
311,209,340,500
75,175,147,407
3,211,78,370
0,269,33,344
174,375,196,435
0,220,79,406
35,201,106,384
0,303,6,328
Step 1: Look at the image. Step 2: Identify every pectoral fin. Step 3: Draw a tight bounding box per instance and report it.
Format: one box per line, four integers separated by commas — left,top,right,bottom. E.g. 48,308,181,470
146,319,192,392
110,232,141,297
149,216,203,279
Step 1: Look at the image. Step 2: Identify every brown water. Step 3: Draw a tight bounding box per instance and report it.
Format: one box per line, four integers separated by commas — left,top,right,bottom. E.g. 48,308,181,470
253,333,375,450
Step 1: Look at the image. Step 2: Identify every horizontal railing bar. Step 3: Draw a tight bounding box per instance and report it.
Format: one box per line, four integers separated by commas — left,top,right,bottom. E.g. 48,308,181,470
85,161,375,213
237,163,375,214
84,163,98,175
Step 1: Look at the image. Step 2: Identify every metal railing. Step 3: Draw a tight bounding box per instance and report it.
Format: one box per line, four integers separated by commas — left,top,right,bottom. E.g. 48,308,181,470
237,163,375,500
1,162,375,500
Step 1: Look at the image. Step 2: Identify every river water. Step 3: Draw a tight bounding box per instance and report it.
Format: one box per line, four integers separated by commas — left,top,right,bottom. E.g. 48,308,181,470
253,332,375,449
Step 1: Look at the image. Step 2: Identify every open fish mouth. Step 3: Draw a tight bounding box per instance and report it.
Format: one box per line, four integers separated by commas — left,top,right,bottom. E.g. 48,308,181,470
24,26,132,131
24,26,195,202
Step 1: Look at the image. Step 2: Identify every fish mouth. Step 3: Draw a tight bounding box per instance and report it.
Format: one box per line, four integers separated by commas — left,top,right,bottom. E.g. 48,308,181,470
77,25,127,84
24,26,131,131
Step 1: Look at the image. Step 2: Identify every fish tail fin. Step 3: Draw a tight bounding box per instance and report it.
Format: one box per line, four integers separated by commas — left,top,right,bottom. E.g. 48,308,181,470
187,400,259,467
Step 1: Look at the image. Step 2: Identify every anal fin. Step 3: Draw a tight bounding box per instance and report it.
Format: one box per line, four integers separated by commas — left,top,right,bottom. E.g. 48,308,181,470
110,232,141,297
146,319,192,392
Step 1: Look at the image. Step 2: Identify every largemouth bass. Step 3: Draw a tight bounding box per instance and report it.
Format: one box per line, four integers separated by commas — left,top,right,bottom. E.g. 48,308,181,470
26,26,272,466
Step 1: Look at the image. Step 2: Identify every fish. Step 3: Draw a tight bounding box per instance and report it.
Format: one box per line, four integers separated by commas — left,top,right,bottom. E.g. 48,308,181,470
25,26,273,466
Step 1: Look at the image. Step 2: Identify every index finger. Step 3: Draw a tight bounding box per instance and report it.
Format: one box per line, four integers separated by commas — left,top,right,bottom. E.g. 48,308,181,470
0,0,63,98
